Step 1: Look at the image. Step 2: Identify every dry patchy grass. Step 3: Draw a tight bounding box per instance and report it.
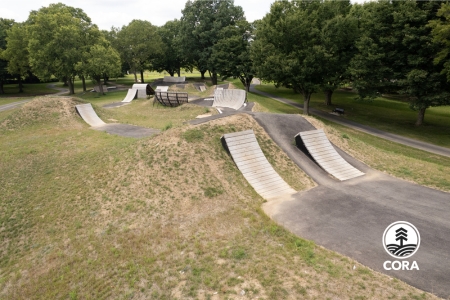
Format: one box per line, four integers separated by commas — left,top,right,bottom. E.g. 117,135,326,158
0,97,441,300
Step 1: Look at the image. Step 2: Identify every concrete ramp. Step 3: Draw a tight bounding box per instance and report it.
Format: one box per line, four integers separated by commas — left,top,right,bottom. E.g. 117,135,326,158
75,103,105,127
121,88,138,103
132,84,154,98
296,129,364,181
163,76,186,83
223,130,296,200
156,86,168,92
213,89,246,110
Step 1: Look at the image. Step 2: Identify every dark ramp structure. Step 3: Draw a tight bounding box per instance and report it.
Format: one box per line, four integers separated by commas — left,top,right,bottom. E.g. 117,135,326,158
296,129,364,181
132,83,155,98
154,91,188,107
222,130,296,200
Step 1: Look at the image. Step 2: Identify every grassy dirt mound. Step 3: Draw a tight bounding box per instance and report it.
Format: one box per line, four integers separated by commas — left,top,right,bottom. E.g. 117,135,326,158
0,96,85,131
0,106,439,299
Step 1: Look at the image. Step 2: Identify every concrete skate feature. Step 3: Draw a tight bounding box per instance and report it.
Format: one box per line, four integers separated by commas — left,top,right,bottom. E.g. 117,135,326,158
75,103,106,127
163,76,186,83
222,130,296,200
121,88,138,103
156,86,169,92
154,91,188,107
132,84,155,98
213,89,246,110
296,129,364,181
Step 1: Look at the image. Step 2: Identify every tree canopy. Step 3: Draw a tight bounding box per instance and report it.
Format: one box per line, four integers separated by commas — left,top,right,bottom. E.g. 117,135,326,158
0,18,14,94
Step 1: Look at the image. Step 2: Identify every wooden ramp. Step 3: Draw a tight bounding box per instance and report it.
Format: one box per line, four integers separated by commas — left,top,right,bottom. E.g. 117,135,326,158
122,88,138,103
75,103,105,127
213,89,246,110
296,129,364,181
223,130,296,200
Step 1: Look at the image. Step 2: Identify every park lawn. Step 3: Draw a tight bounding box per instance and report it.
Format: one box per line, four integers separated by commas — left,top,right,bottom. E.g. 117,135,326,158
0,96,438,300
0,82,59,98
254,84,450,148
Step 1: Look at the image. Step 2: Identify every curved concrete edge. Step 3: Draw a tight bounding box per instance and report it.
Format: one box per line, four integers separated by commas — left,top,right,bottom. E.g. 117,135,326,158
213,89,246,110
75,103,105,127
222,129,296,200
132,84,152,98
163,76,186,83
296,129,364,181
122,88,138,103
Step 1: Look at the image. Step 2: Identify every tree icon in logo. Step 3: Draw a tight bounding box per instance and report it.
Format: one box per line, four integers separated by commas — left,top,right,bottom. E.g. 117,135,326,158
383,221,420,259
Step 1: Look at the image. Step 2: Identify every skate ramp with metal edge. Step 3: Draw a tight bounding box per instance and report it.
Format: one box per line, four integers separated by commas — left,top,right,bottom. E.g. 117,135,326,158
163,76,186,83
121,88,138,103
222,130,296,200
75,103,106,127
213,89,246,110
296,129,364,181
132,84,155,98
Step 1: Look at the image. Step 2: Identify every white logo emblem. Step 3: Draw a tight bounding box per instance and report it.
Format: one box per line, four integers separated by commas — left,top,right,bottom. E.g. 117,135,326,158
382,221,420,259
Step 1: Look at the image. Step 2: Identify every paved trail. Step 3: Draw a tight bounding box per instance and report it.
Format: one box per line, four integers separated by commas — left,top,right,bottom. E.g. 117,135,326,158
250,84,450,158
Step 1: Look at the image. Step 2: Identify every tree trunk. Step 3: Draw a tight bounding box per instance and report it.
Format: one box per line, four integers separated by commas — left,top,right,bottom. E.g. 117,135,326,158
68,77,75,95
18,76,23,93
0,80,4,94
325,89,333,106
140,70,144,83
303,93,311,116
168,70,174,77
63,76,68,86
415,107,426,126
99,82,104,94
211,72,218,85
81,76,86,92
200,70,206,79
177,68,181,77
133,69,138,82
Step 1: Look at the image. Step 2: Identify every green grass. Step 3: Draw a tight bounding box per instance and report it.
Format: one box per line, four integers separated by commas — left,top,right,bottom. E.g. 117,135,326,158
255,84,450,148
0,82,59,98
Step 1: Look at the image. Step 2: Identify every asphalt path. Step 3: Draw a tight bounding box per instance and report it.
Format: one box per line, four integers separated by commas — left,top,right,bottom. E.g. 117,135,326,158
253,113,450,298
0,84,69,112
250,84,450,158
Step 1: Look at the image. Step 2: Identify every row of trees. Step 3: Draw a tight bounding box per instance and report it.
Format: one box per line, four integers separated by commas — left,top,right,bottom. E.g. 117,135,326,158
1,0,450,125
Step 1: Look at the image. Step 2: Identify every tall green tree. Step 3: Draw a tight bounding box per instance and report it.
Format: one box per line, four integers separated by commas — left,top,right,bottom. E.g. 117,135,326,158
211,20,254,91
77,38,121,94
27,3,97,94
2,23,31,93
114,20,162,83
252,0,328,115
180,0,245,84
430,3,450,81
0,18,14,94
320,0,358,106
153,20,188,77
349,0,449,125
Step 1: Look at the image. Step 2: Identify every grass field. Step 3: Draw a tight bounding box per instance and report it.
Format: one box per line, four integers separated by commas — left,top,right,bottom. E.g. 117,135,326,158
0,82,59,99
0,77,447,299
254,84,450,148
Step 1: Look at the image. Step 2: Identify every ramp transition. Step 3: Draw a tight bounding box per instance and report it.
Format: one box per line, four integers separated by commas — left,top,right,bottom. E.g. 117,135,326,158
75,103,105,127
296,129,364,181
223,130,296,200
122,88,138,103
213,89,246,110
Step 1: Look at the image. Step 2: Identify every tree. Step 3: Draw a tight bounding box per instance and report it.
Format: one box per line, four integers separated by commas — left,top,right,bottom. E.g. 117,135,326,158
252,0,329,115
0,18,14,94
320,0,357,106
211,20,254,91
349,1,450,125
430,4,450,80
114,20,162,83
180,0,246,84
2,23,30,93
153,20,189,77
77,38,121,94
27,3,97,94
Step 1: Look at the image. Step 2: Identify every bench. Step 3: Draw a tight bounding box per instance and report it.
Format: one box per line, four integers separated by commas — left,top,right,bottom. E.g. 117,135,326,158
333,107,345,114
154,91,188,107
